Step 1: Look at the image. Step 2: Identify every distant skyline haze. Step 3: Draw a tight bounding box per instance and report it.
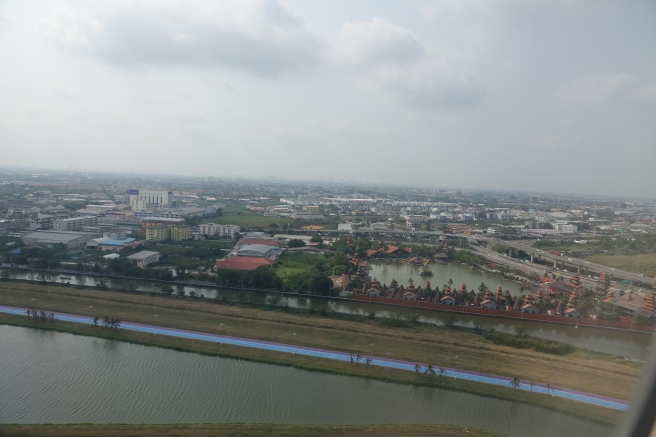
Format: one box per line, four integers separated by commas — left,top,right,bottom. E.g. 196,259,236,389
0,0,654,197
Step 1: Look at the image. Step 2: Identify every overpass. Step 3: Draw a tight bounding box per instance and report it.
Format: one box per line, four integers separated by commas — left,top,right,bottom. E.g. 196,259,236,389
469,236,655,289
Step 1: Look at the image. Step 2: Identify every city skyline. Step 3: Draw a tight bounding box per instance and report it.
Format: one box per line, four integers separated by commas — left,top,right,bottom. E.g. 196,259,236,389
1,1,655,197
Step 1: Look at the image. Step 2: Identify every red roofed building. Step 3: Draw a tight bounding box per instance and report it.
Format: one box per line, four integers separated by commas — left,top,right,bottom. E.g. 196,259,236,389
365,248,379,257
215,257,274,271
237,238,282,247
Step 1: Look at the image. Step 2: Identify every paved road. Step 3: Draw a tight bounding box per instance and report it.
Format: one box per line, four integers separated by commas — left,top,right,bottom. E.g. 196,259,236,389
1,305,630,411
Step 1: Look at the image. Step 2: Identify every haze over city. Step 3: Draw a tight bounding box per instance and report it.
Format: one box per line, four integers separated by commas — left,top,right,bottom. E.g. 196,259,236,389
1,0,655,197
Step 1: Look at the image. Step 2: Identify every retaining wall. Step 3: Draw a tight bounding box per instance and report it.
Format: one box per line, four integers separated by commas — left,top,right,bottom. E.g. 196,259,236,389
352,294,655,332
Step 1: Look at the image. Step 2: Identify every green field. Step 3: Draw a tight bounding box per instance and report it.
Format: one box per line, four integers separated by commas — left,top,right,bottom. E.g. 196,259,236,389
582,254,656,277
204,202,294,228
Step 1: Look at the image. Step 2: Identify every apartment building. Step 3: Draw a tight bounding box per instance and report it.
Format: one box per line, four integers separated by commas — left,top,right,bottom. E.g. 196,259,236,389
53,216,98,231
198,223,240,238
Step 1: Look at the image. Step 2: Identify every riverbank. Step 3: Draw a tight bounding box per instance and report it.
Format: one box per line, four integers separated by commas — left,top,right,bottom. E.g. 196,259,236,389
0,423,502,437
0,282,640,426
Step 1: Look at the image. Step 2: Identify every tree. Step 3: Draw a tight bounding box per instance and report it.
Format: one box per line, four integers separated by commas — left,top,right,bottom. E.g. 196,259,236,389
176,288,185,298
288,239,306,248
0,269,10,280
310,235,323,245
514,326,527,338
266,295,282,307
97,277,109,290
308,274,333,296
92,316,99,328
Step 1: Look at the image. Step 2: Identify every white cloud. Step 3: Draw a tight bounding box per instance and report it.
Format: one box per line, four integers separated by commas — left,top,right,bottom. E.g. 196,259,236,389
332,18,424,67
39,0,326,77
331,17,487,109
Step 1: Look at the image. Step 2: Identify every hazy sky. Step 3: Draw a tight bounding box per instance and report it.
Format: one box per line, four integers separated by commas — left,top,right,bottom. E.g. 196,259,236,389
1,1,655,197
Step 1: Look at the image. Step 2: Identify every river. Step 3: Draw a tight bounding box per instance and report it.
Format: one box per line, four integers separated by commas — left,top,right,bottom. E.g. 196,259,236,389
0,325,616,436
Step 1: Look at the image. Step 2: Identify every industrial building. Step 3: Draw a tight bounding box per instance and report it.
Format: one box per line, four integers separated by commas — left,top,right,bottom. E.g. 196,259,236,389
22,230,99,248
127,251,161,267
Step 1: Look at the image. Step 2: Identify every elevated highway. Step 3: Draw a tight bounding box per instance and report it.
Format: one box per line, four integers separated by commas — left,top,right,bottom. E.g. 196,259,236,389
280,228,655,288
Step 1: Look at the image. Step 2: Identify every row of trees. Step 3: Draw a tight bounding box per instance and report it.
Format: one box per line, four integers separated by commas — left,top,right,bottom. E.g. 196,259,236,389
92,315,121,329
26,309,56,321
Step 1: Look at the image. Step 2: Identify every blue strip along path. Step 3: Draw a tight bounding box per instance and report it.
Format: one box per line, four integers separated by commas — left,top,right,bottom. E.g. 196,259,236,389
0,305,630,411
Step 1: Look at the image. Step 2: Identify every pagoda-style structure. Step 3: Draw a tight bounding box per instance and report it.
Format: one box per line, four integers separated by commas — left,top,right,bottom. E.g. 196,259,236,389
596,272,611,294
567,290,578,308
644,293,655,313
406,278,415,293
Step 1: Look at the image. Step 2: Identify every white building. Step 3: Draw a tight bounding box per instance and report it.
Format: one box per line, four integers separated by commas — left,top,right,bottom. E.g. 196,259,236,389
553,223,578,233
53,216,98,231
129,189,174,209
198,223,240,238
402,214,427,223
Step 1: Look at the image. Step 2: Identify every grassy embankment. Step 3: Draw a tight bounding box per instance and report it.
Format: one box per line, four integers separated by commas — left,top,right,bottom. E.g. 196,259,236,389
0,423,502,437
0,281,642,426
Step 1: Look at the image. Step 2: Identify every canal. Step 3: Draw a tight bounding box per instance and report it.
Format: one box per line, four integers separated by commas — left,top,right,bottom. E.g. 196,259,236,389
10,260,654,360
0,325,616,437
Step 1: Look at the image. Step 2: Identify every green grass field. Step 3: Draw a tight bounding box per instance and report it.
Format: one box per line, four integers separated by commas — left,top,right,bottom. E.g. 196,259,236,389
273,252,326,281
582,254,656,277
204,202,294,228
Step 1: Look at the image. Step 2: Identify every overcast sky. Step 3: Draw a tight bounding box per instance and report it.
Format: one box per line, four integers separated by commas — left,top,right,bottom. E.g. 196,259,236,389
1,1,655,197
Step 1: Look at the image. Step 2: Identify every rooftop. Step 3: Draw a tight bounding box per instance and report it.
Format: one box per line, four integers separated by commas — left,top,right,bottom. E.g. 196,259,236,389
127,250,161,260
215,256,274,271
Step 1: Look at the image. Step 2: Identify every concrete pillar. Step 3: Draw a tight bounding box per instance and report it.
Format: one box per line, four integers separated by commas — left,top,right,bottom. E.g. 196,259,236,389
554,260,557,268
577,266,581,274
530,253,534,263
